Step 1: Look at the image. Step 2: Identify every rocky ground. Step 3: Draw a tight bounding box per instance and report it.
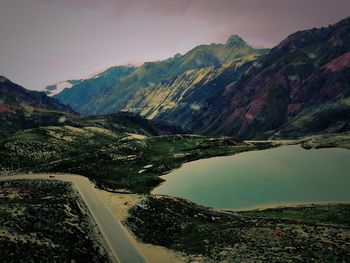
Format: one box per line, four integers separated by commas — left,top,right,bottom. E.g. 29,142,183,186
125,195,350,263
0,180,110,263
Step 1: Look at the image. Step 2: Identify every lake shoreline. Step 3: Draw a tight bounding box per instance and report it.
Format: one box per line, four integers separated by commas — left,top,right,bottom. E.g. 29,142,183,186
153,144,350,210
225,200,350,212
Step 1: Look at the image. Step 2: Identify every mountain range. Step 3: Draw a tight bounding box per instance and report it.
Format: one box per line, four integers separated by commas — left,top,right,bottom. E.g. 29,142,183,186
46,35,267,114
32,17,350,138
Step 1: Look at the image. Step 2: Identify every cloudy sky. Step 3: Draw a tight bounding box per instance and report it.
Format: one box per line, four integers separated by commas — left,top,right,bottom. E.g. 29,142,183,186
1,0,349,90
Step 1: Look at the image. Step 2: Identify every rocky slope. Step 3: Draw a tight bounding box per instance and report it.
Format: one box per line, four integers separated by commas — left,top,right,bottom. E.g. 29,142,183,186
187,16,350,138
122,59,253,127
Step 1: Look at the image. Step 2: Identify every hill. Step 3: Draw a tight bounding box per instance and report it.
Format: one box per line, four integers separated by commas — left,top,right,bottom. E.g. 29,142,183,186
0,76,76,139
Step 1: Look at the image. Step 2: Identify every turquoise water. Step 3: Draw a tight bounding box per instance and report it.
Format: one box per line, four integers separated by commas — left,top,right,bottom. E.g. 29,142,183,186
152,145,350,210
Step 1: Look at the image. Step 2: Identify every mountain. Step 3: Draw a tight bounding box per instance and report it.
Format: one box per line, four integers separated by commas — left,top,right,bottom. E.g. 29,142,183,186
53,66,136,111
188,16,350,138
50,36,268,115
48,18,350,139
123,18,350,138
0,76,76,139
122,59,254,126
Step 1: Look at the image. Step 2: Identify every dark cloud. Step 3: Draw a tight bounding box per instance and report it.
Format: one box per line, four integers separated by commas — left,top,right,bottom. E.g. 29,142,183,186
1,0,349,90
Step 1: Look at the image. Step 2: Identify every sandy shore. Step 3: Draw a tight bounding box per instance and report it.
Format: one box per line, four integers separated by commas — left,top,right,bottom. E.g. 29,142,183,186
225,200,350,212
96,190,186,263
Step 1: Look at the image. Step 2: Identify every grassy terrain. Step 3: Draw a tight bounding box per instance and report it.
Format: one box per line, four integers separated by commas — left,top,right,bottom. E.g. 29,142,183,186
299,132,350,149
0,180,110,263
239,203,350,227
125,195,350,263
0,126,272,193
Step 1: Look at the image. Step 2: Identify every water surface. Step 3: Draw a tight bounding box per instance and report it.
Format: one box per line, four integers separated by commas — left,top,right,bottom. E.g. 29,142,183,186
153,145,350,210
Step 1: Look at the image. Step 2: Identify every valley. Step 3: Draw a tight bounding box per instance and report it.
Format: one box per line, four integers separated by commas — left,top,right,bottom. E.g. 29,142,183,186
0,132,349,262
0,11,349,263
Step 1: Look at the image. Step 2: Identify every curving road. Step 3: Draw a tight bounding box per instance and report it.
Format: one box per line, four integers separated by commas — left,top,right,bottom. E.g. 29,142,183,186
0,174,148,263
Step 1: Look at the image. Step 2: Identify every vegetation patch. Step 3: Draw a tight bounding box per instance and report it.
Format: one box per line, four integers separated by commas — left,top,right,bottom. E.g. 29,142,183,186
299,132,350,149
125,195,350,262
0,180,110,263
0,126,273,192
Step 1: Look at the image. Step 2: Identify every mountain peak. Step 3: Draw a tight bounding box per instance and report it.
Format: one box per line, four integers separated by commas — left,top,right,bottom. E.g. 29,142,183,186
226,35,247,48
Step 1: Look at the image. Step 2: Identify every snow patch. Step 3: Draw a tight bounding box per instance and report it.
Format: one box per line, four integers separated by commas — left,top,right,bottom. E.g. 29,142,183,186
46,81,73,96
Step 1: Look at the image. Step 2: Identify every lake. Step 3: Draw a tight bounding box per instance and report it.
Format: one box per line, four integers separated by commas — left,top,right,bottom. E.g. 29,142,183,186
152,145,350,210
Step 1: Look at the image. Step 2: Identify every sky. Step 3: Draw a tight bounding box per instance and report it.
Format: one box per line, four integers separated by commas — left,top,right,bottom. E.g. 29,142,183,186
1,0,349,90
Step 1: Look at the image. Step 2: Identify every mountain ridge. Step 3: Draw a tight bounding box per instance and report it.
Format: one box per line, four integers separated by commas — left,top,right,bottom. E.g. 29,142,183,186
188,16,350,138
48,35,268,115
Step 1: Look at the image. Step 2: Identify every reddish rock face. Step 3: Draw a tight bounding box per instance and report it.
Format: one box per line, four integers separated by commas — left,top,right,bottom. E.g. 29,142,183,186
0,103,13,113
324,52,350,72
189,17,350,138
